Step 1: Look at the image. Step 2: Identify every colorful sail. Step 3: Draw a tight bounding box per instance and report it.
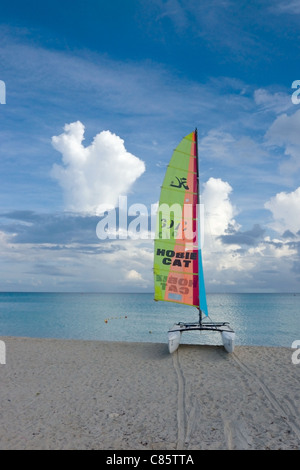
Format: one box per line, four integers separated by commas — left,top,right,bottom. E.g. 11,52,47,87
154,130,208,314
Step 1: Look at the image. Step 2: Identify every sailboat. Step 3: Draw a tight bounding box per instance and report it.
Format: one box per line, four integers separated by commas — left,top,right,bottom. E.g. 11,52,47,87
154,129,235,353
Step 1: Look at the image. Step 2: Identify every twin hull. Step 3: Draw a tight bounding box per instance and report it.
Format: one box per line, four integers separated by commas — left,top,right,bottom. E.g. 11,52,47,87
168,323,235,354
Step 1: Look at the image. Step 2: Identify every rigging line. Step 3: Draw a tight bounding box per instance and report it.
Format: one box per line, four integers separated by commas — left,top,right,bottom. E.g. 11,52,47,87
174,149,197,158
167,164,197,174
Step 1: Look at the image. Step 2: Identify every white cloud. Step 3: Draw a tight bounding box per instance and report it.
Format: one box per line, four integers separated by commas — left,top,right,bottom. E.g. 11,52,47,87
202,177,238,237
200,177,250,285
264,186,300,234
199,129,270,167
265,109,300,176
51,121,145,214
199,130,235,163
265,109,300,147
199,177,300,291
125,269,144,281
254,88,291,114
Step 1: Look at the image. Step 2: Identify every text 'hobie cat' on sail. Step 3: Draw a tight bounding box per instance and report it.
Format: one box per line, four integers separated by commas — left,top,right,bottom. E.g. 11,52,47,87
153,129,235,353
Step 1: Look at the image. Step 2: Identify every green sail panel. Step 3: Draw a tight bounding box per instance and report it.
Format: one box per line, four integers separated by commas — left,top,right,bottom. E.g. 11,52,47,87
154,131,199,307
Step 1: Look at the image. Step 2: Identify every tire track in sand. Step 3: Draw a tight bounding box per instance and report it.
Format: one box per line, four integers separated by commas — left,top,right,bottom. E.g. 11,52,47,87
172,350,198,449
172,350,186,449
232,352,300,442
223,417,253,450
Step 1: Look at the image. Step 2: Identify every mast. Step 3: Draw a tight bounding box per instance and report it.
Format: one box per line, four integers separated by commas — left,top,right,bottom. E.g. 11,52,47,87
195,128,203,326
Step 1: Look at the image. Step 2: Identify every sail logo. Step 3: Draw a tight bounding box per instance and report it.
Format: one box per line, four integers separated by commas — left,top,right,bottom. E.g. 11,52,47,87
155,272,198,298
170,177,189,190
0,80,6,104
0,340,6,365
291,340,300,364
156,248,197,267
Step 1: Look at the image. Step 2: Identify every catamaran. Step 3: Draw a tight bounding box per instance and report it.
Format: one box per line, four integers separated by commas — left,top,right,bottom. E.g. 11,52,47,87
154,129,235,353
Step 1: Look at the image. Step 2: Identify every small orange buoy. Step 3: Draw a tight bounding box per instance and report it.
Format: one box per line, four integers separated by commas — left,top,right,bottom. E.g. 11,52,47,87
105,319,108,323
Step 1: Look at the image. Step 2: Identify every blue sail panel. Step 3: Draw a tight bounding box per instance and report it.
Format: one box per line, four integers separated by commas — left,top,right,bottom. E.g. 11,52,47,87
198,248,208,316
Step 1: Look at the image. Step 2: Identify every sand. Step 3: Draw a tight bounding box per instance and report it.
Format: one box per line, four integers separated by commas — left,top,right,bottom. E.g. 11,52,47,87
0,336,299,450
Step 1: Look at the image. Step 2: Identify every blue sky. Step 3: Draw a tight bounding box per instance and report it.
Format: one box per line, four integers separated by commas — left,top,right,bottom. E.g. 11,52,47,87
1,0,300,292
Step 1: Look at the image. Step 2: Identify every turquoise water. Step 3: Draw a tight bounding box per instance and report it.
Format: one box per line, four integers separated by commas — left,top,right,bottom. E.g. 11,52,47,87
0,292,299,347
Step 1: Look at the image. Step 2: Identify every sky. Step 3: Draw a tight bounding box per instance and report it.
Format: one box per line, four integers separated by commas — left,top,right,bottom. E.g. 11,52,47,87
0,0,300,293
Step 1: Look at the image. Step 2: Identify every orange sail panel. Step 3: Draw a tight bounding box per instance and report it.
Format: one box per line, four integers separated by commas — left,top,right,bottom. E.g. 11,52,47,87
154,131,199,307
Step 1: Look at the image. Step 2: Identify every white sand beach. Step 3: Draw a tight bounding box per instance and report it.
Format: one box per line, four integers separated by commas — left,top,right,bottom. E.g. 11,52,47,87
0,337,299,450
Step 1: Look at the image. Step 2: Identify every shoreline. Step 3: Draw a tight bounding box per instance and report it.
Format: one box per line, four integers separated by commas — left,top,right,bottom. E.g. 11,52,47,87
0,337,299,450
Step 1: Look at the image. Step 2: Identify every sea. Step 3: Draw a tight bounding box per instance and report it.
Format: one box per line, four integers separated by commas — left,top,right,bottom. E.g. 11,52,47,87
0,292,299,348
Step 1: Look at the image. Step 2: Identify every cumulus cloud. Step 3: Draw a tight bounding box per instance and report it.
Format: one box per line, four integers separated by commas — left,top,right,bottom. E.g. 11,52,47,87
201,177,250,284
265,109,300,146
51,122,145,214
125,269,143,281
202,177,238,237
199,177,297,290
265,109,300,175
264,186,300,234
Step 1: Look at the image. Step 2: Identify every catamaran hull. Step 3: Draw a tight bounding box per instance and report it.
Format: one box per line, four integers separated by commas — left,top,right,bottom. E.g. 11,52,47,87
168,322,235,353
168,330,181,354
221,330,235,353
